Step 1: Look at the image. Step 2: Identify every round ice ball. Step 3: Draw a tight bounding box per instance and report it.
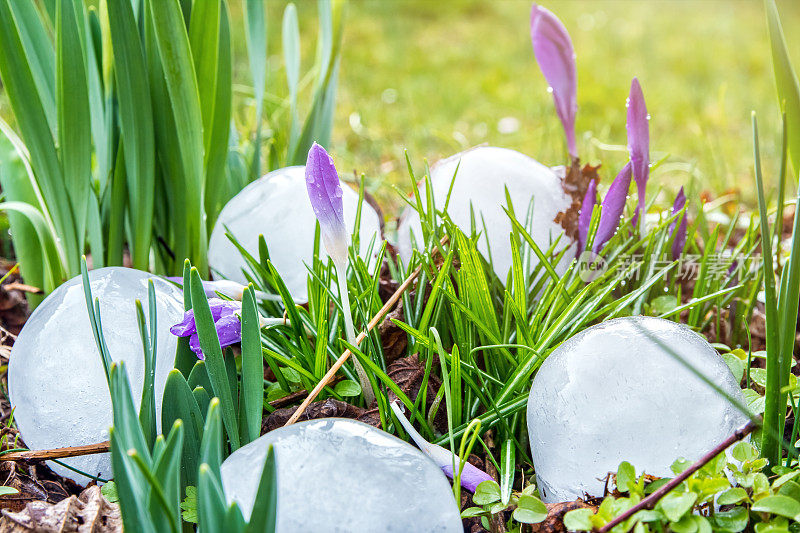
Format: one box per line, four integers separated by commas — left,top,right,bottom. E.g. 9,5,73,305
396,146,575,281
526,316,749,503
220,418,462,532
9,267,184,484
208,166,383,302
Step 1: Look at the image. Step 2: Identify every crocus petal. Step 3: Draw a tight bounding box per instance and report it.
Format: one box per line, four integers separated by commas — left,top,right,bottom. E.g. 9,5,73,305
208,298,241,321
389,402,493,493
531,4,578,159
188,333,203,357
305,143,349,263
214,314,243,349
627,77,649,215
578,178,597,251
170,310,197,337
593,162,632,253
441,462,495,493
171,300,240,344
670,187,688,259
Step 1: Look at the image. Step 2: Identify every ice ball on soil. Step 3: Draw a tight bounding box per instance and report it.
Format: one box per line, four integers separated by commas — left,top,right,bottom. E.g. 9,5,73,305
220,418,462,532
527,316,749,503
208,166,383,302
9,268,184,484
396,146,576,281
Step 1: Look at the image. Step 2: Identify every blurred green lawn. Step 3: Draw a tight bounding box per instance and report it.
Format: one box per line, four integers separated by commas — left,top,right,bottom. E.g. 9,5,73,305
315,0,800,213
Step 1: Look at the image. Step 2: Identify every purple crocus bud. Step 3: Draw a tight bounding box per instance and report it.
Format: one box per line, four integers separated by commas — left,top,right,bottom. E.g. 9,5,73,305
627,77,650,219
578,178,597,251
389,402,493,493
670,187,688,259
530,4,578,159
593,162,632,253
305,142,349,264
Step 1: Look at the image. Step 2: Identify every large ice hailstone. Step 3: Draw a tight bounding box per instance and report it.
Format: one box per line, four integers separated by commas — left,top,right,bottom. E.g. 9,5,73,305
527,316,749,503
220,418,462,532
9,268,184,484
208,166,382,301
396,146,575,280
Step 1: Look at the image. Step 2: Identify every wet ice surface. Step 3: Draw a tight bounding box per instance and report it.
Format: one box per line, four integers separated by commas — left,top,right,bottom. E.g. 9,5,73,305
220,418,462,532
9,268,184,484
527,316,749,503
208,166,382,302
396,146,575,280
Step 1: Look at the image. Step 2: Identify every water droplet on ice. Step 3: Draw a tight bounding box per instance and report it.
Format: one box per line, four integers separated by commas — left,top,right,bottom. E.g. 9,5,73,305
526,316,749,503
221,419,462,531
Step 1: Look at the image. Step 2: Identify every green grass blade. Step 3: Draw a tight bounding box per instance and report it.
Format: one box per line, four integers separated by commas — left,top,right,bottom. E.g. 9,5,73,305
765,0,800,177
244,446,277,533
239,285,263,445
753,114,782,466
148,0,207,273
282,3,300,158
107,0,155,271
56,0,90,259
161,370,204,488
243,0,266,180
189,268,240,450
0,0,78,273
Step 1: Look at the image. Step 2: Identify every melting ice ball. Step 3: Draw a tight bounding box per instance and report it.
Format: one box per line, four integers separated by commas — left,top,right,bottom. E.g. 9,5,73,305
396,146,575,281
220,418,462,532
527,316,749,503
9,268,184,484
208,166,383,302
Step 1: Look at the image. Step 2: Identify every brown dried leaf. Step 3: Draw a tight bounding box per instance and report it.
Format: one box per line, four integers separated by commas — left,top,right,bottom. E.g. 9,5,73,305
0,486,120,533
378,301,407,365
386,354,448,433
554,160,600,242
262,398,379,433
529,500,596,533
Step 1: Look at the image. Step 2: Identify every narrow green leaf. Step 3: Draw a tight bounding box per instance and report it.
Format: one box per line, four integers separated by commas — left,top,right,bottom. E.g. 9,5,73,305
56,0,91,258
765,0,800,177
190,268,240,450
240,285,263,445
107,0,155,270
245,446,278,533
161,369,204,487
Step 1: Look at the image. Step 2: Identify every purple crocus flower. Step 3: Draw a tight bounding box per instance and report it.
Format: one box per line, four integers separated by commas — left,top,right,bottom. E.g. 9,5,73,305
530,4,578,159
305,142,348,264
171,298,242,358
593,162,632,253
390,402,493,493
669,187,688,259
170,298,287,358
578,178,597,251
627,77,650,223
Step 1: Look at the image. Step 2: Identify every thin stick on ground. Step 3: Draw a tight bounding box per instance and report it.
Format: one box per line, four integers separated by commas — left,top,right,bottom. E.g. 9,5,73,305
285,237,449,426
0,441,111,461
597,418,759,533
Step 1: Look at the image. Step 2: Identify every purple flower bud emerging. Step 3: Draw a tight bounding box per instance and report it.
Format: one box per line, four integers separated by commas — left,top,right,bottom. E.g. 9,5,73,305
578,178,597,252
390,402,493,493
670,187,688,260
593,162,632,253
530,4,578,159
170,298,242,359
627,77,650,218
305,143,348,264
